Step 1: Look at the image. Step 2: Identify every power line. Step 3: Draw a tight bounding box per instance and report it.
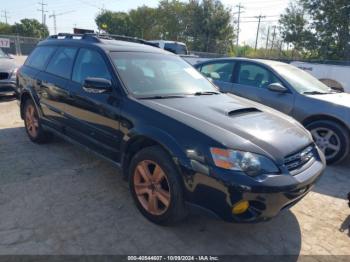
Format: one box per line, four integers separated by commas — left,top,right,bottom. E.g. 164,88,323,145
239,20,279,23
241,15,279,19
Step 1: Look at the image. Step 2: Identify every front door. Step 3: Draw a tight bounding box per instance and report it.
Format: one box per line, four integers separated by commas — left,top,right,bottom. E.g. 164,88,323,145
64,48,122,162
233,62,294,114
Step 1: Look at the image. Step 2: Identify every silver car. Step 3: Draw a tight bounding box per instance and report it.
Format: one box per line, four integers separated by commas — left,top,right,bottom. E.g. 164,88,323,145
0,48,18,96
194,58,350,164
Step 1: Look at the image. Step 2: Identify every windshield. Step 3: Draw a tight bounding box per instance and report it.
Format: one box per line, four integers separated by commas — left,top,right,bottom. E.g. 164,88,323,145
111,52,217,98
271,63,333,94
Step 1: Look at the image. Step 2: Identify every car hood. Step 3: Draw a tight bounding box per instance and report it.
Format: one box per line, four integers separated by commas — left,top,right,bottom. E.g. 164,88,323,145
307,92,350,108
140,93,312,163
0,58,17,72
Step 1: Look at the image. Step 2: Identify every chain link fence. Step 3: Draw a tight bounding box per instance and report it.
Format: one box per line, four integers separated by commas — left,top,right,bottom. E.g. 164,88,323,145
0,35,41,56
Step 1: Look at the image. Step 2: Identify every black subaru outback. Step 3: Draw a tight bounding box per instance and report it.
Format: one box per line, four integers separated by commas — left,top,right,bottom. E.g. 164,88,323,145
17,34,326,224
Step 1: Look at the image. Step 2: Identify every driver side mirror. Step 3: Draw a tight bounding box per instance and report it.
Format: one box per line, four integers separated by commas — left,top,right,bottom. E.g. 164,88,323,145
268,83,288,93
82,77,112,94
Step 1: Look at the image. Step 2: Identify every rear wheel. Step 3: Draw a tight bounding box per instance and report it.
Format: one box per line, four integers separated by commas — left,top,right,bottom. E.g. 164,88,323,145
129,146,188,225
306,120,349,164
23,99,52,143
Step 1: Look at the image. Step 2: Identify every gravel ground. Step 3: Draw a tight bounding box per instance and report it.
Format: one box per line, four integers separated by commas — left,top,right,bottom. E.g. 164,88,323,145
0,98,349,256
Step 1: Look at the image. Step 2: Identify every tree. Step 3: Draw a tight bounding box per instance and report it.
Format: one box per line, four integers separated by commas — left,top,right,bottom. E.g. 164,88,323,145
279,0,350,60
301,0,350,60
13,19,49,38
0,22,13,35
96,11,134,36
95,0,235,54
129,6,159,39
279,2,316,56
157,0,187,40
184,0,235,53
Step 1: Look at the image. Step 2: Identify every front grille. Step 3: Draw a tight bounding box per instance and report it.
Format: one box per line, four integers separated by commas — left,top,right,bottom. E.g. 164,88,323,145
0,72,9,80
284,145,315,173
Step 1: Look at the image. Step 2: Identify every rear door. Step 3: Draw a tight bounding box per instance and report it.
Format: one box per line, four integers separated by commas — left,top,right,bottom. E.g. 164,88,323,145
36,46,78,129
197,61,236,92
232,61,295,114
64,48,122,161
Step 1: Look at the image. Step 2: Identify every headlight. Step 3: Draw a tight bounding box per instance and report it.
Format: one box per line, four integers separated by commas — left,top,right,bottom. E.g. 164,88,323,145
210,147,279,176
10,68,18,79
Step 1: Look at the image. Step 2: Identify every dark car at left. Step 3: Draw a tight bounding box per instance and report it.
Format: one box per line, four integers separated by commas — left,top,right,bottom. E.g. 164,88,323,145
0,48,18,96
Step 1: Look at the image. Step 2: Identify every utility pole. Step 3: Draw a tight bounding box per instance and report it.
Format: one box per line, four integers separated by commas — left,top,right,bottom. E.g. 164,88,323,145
49,10,75,34
1,10,9,24
265,26,270,50
37,0,47,25
254,15,265,51
50,11,57,35
270,25,277,51
235,3,244,48
265,26,270,57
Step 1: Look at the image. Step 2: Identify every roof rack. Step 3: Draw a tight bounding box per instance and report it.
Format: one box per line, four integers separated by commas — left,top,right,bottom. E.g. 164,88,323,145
46,33,159,48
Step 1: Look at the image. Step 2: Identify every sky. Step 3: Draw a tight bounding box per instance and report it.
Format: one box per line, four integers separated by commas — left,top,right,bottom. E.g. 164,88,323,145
1,0,290,46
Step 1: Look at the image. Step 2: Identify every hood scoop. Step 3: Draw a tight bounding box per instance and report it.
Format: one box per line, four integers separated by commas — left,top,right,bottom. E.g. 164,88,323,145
227,107,261,117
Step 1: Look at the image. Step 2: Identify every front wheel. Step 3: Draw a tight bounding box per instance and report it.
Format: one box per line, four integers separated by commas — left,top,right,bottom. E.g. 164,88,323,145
306,120,349,164
129,146,188,225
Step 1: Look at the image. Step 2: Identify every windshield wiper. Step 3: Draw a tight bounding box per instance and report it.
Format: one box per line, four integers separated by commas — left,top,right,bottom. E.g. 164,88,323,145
138,95,186,99
302,91,331,95
193,91,220,96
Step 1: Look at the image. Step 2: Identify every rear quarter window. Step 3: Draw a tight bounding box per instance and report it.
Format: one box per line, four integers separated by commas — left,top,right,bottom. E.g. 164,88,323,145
25,46,56,70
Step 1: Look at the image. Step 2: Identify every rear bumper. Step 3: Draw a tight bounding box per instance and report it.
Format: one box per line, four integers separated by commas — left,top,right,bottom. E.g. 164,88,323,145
183,149,326,222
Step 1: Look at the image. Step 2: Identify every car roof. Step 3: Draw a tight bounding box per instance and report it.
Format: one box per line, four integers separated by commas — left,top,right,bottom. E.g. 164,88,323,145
194,57,288,67
38,37,174,55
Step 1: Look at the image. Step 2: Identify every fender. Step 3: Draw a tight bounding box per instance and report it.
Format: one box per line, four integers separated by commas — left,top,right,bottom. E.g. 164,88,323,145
19,85,43,119
121,124,192,171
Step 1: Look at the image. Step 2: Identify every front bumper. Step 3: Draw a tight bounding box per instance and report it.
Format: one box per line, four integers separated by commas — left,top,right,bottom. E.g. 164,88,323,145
183,148,326,222
0,79,16,95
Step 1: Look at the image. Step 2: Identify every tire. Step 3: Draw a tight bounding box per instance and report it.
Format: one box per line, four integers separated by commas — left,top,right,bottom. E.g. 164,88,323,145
23,99,53,144
306,120,349,164
128,146,188,225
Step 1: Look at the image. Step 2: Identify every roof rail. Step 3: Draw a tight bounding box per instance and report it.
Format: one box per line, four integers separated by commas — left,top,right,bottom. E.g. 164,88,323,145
46,32,160,48
103,34,159,47
47,33,100,42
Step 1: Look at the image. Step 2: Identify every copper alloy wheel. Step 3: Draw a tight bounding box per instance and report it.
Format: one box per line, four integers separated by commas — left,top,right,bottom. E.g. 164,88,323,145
133,160,171,216
25,104,39,138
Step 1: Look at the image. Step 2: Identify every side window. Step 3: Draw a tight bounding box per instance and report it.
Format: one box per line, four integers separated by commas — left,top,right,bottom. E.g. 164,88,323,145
200,62,234,83
72,48,111,84
25,46,56,70
46,47,77,79
236,63,281,88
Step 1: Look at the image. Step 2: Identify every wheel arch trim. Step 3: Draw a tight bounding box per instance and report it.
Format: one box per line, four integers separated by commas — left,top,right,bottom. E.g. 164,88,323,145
302,114,350,132
121,126,191,178
19,87,42,119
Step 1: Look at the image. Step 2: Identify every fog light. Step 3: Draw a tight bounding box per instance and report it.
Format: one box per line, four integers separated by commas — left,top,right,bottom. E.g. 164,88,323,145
232,200,249,214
